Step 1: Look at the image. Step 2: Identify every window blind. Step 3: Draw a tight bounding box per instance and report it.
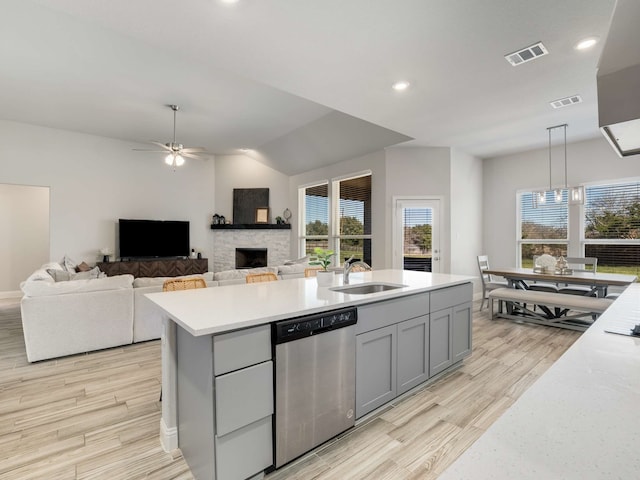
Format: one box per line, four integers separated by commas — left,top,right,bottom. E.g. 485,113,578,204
520,191,568,240
338,175,371,236
585,181,640,239
584,181,640,276
304,183,328,236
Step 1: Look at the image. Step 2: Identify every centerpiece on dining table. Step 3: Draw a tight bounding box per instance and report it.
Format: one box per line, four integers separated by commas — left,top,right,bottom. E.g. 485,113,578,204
533,254,573,275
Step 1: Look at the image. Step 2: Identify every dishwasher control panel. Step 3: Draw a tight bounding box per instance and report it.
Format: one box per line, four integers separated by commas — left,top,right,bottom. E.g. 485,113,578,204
273,307,357,344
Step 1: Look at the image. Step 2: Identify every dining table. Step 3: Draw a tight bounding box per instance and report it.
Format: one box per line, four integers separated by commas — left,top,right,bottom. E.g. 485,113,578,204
484,267,637,298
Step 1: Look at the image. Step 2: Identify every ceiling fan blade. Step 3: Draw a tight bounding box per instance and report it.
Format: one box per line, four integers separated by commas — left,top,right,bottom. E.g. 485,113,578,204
181,146,206,153
181,152,207,160
149,141,172,151
132,148,169,153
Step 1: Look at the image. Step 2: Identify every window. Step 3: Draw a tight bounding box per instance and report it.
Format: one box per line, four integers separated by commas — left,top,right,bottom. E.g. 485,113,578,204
584,180,640,276
518,191,568,266
299,172,372,267
300,183,329,255
334,174,372,266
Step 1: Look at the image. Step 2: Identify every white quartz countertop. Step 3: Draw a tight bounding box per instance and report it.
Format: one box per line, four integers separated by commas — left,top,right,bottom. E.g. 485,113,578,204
439,283,640,480
146,269,473,336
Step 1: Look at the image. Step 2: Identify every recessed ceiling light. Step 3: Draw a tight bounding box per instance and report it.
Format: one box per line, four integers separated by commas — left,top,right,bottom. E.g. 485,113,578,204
392,81,410,91
575,37,599,50
220,0,239,4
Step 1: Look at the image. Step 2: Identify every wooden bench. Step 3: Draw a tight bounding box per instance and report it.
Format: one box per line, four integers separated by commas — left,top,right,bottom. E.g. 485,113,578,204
488,288,613,331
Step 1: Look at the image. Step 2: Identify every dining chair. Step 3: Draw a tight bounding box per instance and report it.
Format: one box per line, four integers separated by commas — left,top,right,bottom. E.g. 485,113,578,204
477,255,508,311
304,267,323,277
558,257,598,296
246,272,278,283
162,277,207,291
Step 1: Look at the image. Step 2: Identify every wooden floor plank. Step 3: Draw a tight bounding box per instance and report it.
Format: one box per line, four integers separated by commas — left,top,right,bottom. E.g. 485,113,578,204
0,298,579,479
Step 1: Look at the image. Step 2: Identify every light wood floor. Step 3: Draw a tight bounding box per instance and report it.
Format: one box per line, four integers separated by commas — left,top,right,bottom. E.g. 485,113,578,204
0,299,580,479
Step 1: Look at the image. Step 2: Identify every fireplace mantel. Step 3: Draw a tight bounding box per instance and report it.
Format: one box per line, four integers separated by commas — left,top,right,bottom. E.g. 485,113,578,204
210,224,291,230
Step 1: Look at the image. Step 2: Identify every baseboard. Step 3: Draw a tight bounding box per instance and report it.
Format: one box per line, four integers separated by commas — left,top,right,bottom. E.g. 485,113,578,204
160,417,178,452
0,290,21,300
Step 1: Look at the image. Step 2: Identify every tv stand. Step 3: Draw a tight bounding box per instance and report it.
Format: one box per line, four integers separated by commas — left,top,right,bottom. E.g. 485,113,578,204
97,258,208,278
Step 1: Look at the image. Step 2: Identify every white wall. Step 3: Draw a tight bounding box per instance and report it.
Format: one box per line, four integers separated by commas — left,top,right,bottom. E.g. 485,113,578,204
385,147,452,272
288,150,387,267
0,119,216,274
214,154,290,224
450,149,483,284
0,184,49,291
483,136,640,269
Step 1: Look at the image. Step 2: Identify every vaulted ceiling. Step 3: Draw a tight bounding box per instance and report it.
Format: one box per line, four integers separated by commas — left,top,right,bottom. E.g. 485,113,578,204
1,0,617,174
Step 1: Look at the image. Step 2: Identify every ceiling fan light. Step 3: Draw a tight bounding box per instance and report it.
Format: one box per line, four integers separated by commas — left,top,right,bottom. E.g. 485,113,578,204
174,155,185,167
165,154,174,166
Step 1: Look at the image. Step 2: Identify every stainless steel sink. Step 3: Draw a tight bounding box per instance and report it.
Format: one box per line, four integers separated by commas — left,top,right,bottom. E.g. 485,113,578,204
330,282,406,295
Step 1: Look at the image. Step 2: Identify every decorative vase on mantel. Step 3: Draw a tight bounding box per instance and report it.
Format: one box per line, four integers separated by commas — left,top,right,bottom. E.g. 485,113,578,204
316,270,334,287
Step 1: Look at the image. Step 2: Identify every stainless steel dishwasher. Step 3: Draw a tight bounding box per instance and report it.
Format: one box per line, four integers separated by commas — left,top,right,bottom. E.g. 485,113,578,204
273,306,357,468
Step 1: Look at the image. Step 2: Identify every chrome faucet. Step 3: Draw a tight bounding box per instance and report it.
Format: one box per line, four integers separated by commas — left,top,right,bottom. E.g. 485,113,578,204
343,255,371,284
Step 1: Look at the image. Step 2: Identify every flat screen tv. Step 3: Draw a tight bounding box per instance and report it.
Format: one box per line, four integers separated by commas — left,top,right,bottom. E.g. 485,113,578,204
119,219,190,259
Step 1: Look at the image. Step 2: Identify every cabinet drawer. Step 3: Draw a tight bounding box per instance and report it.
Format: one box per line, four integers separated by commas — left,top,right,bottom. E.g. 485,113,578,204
215,361,273,436
356,293,429,335
213,324,271,375
216,416,272,480
430,283,472,312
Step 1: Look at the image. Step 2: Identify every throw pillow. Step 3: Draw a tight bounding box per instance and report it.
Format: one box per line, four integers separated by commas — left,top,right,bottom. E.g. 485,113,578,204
76,261,91,272
47,269,72,282
73,267,100,280
61,255,77,273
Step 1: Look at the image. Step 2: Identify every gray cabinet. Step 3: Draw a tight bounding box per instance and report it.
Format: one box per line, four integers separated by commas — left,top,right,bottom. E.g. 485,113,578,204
429,308,452,377
356,313,431,418
355,324,397,419
355,293,430,419
452,302,472,362
397,315,430,395
429,285,473,377
354,283,472,419
177,324,273,480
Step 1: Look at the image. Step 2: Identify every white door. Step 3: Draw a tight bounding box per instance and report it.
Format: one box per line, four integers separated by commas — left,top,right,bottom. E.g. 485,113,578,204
393,198,440,273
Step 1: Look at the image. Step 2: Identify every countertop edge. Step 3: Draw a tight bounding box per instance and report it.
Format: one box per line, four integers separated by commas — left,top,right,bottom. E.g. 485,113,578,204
146,270,474,336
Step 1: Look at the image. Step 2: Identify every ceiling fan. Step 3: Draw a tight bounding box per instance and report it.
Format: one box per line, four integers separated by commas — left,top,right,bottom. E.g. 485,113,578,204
135,104,211,168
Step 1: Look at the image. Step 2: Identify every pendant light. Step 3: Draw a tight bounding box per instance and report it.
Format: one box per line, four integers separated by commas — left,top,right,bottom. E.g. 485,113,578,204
532,124,584,207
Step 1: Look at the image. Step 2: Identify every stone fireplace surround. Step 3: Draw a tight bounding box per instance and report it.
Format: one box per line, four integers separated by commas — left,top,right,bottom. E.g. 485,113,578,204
212,229,291,272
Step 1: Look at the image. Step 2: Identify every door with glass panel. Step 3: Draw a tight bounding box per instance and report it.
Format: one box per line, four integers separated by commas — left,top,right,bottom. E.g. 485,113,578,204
393,198,440,273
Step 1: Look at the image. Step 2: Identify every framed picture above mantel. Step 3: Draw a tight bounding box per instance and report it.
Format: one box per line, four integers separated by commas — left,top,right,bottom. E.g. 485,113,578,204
255,207,269,224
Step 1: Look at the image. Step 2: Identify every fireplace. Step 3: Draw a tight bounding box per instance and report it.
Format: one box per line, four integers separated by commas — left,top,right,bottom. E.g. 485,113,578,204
236,248,268,269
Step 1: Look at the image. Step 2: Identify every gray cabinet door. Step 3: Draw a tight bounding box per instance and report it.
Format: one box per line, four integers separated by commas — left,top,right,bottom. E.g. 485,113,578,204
452,301,472,362
355,324,397,418
397,315,429,396
429,308,453,377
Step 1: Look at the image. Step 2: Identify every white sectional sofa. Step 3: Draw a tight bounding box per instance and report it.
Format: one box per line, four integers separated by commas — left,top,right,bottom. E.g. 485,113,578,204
20,262,216,362
20,260,310,362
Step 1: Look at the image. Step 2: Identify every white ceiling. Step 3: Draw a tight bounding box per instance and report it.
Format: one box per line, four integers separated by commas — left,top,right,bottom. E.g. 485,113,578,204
1,0,618,174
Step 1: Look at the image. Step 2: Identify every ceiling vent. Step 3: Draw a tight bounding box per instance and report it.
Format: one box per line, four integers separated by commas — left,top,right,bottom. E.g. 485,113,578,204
550,95,583,109
505,42,548,66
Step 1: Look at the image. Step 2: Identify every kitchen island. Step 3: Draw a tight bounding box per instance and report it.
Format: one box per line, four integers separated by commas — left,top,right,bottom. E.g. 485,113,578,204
147,269,474,480
439,282,640,480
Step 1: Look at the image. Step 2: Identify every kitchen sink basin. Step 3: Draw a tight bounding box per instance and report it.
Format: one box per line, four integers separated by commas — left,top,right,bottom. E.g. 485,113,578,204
330,282,407,295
